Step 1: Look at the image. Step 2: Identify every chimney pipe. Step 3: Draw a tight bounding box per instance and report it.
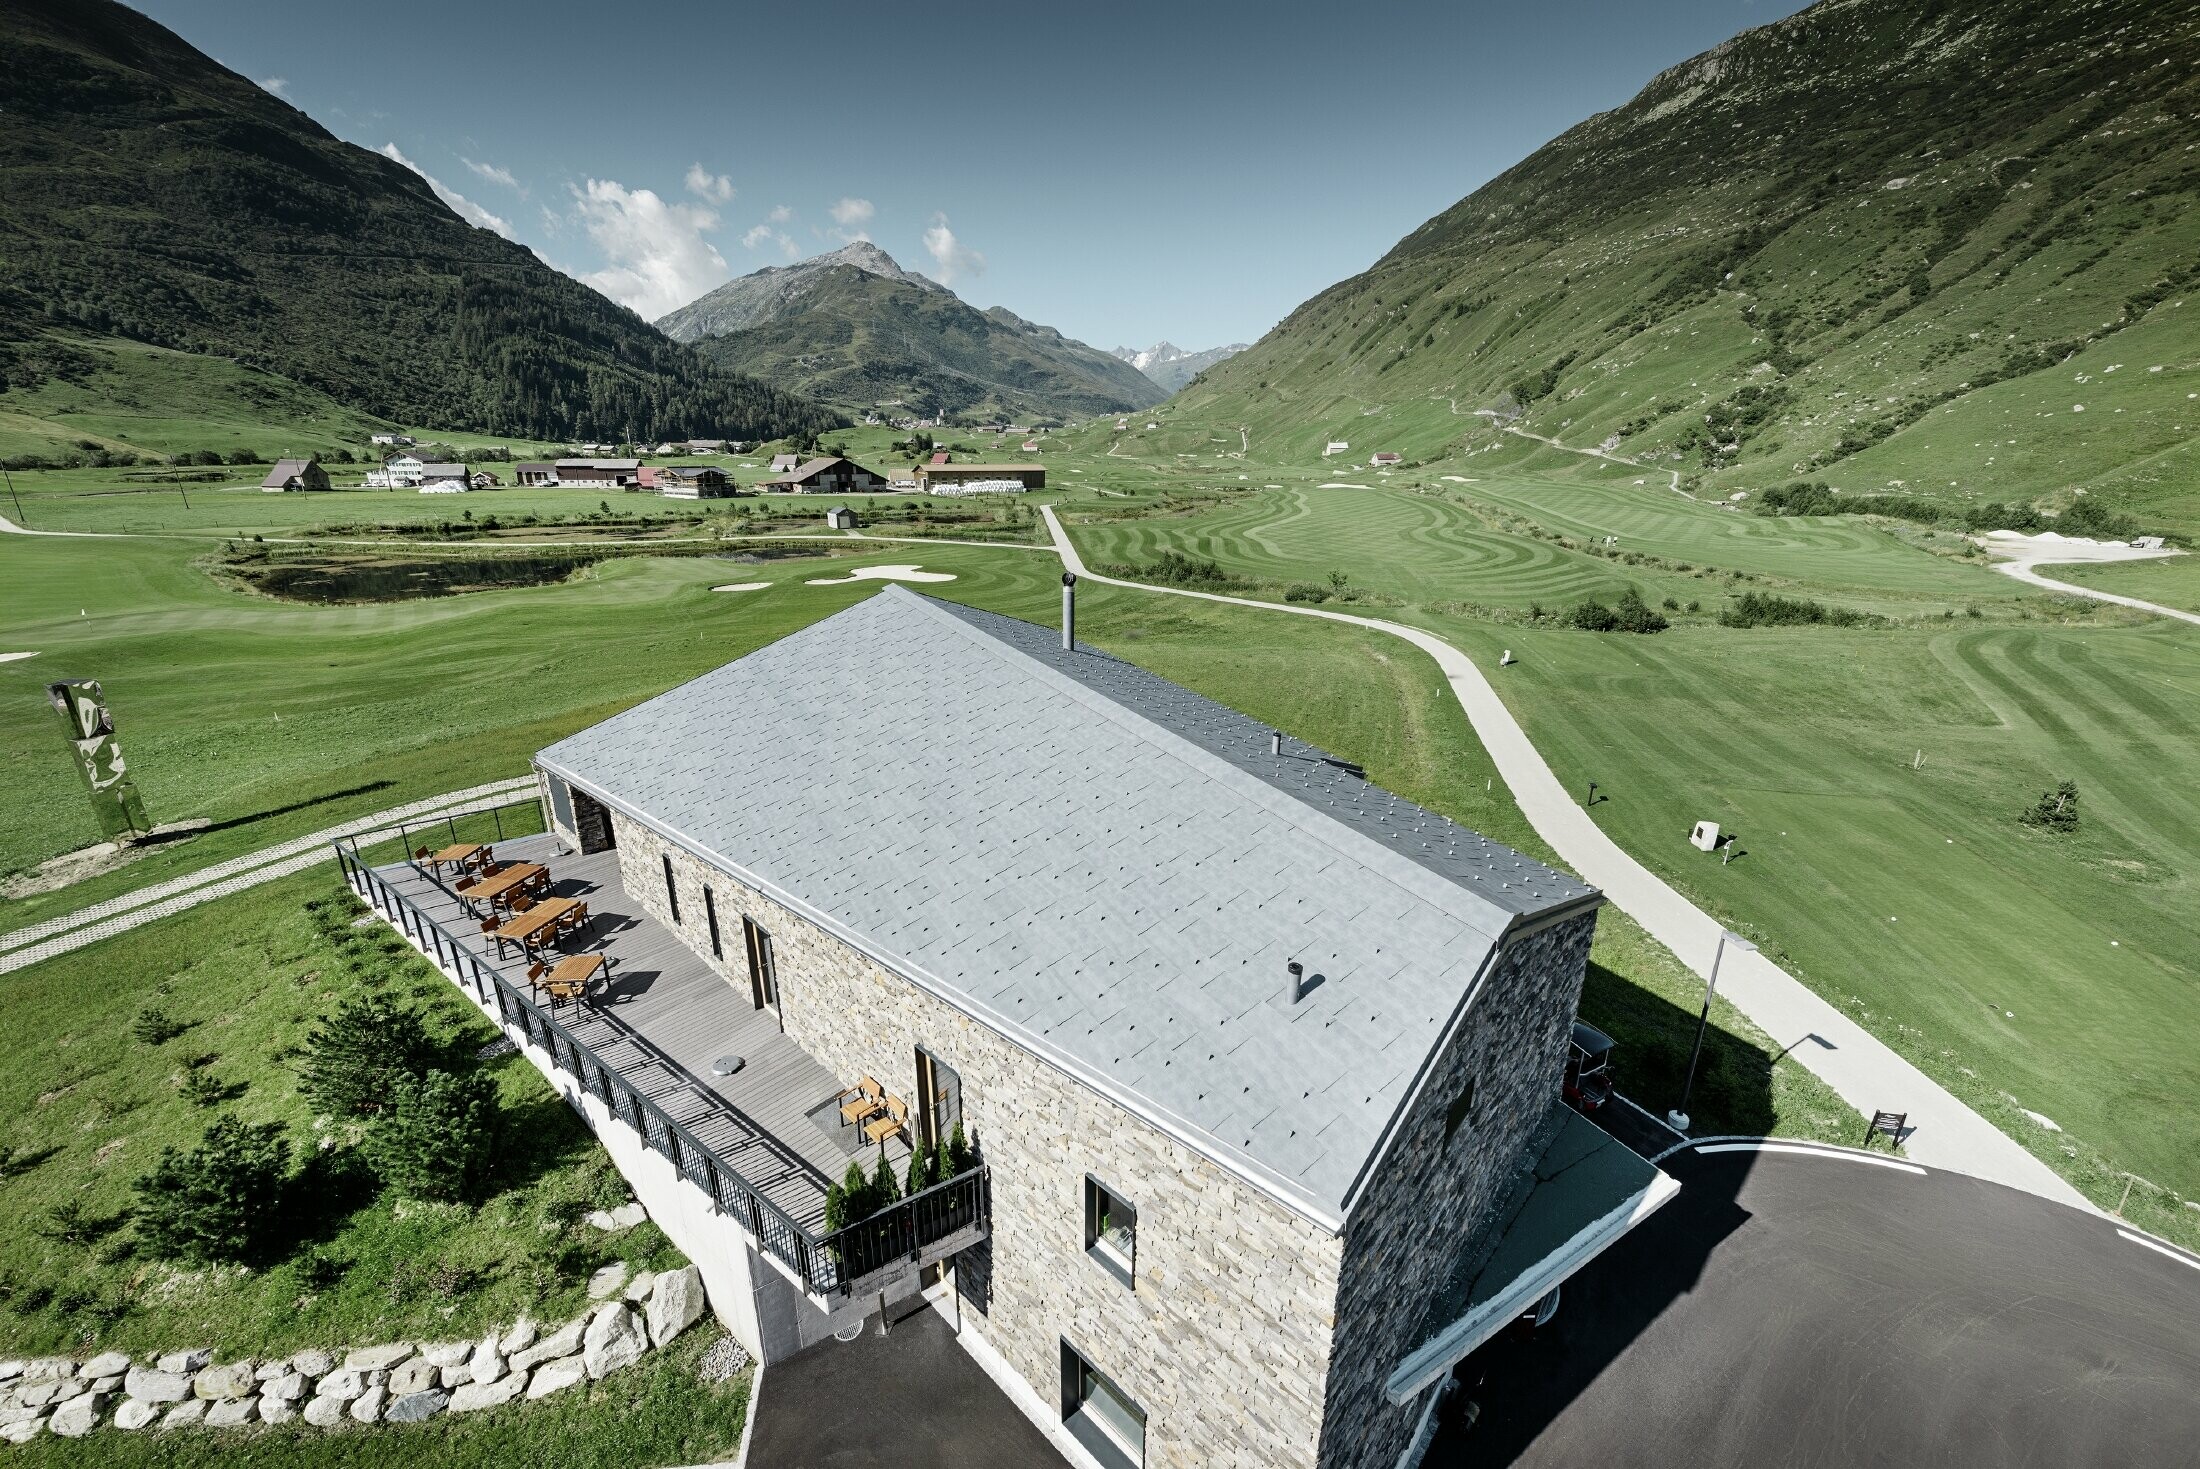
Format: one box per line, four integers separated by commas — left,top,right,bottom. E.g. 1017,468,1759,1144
1061,572,1077,651
1270,730,1283,758
1285,959,1305,1005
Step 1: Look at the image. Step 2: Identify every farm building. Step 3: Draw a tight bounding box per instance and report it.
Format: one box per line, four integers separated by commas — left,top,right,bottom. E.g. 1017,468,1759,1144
259,458,331,493
1370,452,1402,467
554,458,643,488
514,462,558,487
769,453,801,474
915,462,1046,494
469,470,501,490
661,466,735,499
764,456,889,494
824,506,857,529
414,462,470,493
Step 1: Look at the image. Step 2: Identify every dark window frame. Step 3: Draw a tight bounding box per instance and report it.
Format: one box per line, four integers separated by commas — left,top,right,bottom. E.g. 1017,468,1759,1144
703,887,722,960
742,915,779,1013
1443,1076,1479,1143
1059,1339,1145,1469
1083,1174,1137,1290
661,853,680,924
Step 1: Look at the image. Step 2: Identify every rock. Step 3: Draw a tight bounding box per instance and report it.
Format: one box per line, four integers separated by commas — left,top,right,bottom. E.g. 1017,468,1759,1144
584,1202,646,1231
695,1335,750,1384
114,1399,162,1431
81,1351,132,1379
256,1360,289,1381
0,1418,43,1444
206,1395,258,1428
162,1399,208,1429
449,1370,527,1413
289,1348,335,1379
343,1343,415,1372
422,1341,474,1369
647,1264,707,1348
157,1349,212,1376
261,1372,308,1403
498,1316,538,1355
583,1303,648,1380
623,1269,658,1303
466,1333,504,1388
586,1262,631,1300
90,1375,123,1395
388,1357,441,1397
314,1368,368,1403
194,1361,258,1400
349,1384,388,1423
18,1358,74,1381
50,1394,105,1438
0,1404,43,1427
258,1395,297,1425
526,1357,587,1400
508,1318,587,1373
385,1389,448,1423
302,1395,349,1428
0,1363,20,1384
47,1377,90,1404
124,1366,192,1404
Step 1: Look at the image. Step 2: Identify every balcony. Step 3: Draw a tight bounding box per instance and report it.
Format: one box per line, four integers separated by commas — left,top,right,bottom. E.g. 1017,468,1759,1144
333,822,987,1301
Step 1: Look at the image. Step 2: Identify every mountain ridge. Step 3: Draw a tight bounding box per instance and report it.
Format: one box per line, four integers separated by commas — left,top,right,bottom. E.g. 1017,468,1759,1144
1112,341,1250,394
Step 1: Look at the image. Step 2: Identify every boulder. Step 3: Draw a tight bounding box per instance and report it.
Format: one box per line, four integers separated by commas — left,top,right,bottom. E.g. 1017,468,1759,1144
582,1303,648,1380
498,1316,538,1355
114,1399,162,1431
259,1395,297,1425
525,1357,587,1400
584,1202,646,1231
0,1419,43,1444
0,1404,44,1427
255,1360,289,1381
422,1340,474,1369
289,1347,335,1379
50,1394,106,1438
586,1262,631,1300
647,1265,707,1348
124,1365,192,1404
349,1384,388,1423
162,1399,208,1429
18,1358,74,1381
385,1389,448,1424
194,1361,258,1400
508,1318,587,1373
466,1334,504,1388
156,1349,212,1376
261,1372,308,1403
302,1395,349,1429
47,1377,91,1404
0,1363,20,1384
314,1368,368,1403
387,1357,441,1397
90,1375,123,1395
623,1269,658,1303
206,1395,258,1428
343,1343,415,1373
449,1371,527,1414
81,1352,132,1380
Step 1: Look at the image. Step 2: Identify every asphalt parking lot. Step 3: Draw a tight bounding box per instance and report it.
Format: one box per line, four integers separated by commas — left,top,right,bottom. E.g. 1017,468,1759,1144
1431,1143,2200,1467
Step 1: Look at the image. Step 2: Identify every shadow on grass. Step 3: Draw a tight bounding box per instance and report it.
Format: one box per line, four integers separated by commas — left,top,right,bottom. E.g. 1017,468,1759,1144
1577,958,1781,1136
199,780,398,836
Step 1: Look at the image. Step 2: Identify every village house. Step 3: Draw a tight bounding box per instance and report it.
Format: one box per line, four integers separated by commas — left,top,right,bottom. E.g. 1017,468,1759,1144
342,588,1674,1469
1324,441,1350,457
380,453,426,487
769,453,802,474
370,432,417,447
1370,452,1403,467
635,467,662,492
414,461,470,493
915,462,1047,495
660,465,734,499
469,470,502,490
764,455,889,494
554,458,643,488
514,462,558,487
259,457,331,493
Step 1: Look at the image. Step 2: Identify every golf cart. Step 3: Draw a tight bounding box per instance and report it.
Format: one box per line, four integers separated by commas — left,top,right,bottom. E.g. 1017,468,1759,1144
1563,1020,1615,1112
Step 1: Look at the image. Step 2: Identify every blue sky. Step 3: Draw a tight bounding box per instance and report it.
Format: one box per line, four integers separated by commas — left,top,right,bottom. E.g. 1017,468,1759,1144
137,0,1809,350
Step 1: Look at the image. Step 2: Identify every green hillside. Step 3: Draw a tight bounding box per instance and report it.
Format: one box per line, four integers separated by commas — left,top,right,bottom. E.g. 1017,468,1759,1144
670,246,1164,421
1175,0,2200,533
0,0,837,448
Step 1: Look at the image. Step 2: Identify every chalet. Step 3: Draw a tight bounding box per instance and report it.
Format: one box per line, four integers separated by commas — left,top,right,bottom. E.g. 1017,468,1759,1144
635,467,662,492
929,451,952,466
469,470,502,490
765,456,889,494
769,453,802,474
343,588,1673,1469
259,458,331,493
1370,452,1403,467
915,462,1046,495
554,458,643,488
660,466,734,499
515,462,559,487
381,454,426,487
1021,440,1040,453
415,462,470,493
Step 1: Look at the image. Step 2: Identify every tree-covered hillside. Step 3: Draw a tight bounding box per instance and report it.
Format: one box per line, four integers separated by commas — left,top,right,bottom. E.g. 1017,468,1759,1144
0,0,838,445
1177,0,2200,531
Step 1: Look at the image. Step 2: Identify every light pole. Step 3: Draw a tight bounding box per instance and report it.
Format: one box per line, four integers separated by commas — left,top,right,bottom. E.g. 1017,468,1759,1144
1669,929,1757,1134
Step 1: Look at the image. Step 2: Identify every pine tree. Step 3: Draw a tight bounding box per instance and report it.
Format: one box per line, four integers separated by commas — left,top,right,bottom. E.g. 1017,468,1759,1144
871,1148,901,1207
295,993,439,1117
363,1069,499,1202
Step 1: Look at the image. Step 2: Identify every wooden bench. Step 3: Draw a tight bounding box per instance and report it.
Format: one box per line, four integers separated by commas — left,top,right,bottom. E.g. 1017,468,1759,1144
493,896,589,958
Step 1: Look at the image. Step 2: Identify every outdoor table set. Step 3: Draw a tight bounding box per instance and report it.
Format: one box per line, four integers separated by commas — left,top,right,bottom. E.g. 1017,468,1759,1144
417,843,602,1004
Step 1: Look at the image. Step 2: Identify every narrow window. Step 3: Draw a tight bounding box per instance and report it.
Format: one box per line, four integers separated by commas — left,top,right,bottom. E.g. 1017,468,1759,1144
1443,1076,1479,1143
703,887,722,960
1083,1175,1137,1289
661,854,680,923
743,916,778,1011
1060,1341,1145,1469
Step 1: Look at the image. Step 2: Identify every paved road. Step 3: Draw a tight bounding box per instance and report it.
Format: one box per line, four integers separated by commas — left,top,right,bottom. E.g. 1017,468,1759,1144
1989,551,2199,626
1044,506,2089,1209
1431,1143,2200,1467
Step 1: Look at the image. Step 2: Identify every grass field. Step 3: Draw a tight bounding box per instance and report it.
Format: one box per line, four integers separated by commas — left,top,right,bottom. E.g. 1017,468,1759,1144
2047,551,2200,615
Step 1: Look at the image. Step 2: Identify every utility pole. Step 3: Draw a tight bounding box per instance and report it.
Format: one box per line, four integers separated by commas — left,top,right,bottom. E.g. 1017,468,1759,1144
1670,929,1758,1134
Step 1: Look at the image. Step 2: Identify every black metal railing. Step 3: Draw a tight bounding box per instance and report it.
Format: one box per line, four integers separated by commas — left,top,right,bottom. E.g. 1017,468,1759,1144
331,842,986,1298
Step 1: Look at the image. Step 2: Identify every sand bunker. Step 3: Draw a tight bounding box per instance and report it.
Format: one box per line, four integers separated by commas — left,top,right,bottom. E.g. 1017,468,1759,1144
0,651,39,664
710,583,771,593
805,564,957,586
1979,530,2179,565
1318,482,1371,490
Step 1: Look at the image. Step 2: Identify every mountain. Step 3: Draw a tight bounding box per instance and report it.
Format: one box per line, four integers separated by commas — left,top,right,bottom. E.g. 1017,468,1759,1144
0,0,837,448
1111,341,1249,395
1176,0,2200,531
658,244,1164,422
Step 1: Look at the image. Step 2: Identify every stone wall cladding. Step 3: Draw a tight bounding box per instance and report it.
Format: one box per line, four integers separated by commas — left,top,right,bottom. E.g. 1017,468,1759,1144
1316,910,1598,1469
607,809,1342,1469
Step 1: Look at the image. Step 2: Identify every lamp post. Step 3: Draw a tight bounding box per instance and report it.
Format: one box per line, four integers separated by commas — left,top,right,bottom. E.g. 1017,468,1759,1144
1669,929,1757,1134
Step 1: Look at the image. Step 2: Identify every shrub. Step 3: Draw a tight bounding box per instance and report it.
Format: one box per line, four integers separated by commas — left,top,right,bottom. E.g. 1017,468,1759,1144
870,1148,901,1207
1719,592,1874,628
297,993,439,1117
1283,583,1329,603
904,1145,932,1197
133,1007,187,1045
363,1069,500,1202
2020,779,2080,834
1567,590,1668,633
177,1067,234,1108
133,1116,291,1263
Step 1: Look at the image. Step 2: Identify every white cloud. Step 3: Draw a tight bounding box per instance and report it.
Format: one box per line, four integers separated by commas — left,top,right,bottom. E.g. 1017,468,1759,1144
571,178,727,319
740,223,799,260
378,144,513,238
922,212,985,285
829,197,874,227
766,204,792,224
259,76,289,97
463,157,521,191
685,163,735,206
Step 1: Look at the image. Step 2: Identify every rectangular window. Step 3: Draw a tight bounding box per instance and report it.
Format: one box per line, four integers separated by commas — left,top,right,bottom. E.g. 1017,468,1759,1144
703,888,722,960
743,916,778,1012
1060,1341,1145,1469
661,854,680,923
1083,1175,1137,1289
545,774,574,833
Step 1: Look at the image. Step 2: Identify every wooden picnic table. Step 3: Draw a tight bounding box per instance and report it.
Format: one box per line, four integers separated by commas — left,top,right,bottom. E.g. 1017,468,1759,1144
533,952,606,1005
425,842,488,875
493,896,589,957
457,862,548,913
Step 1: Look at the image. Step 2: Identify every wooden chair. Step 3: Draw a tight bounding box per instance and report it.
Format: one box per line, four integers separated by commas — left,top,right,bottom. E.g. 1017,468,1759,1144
525,961,548,991
478,916,500,937
510,894,536,915
837,1076,886,1128
454,874,478,892
414,846,432,863
863,1095,909,1148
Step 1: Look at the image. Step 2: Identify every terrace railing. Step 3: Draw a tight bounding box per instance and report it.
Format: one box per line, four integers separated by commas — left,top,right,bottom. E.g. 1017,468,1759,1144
331,840,986,1300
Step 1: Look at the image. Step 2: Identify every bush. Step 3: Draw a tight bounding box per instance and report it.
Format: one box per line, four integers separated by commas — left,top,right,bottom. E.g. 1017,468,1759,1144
363,1068,500,1202
1718,592,1875,628
1283,583,1330,603
1567,590,1668,633
297,993,440,1117
133,1007,187,1045
133,1116,291,1263
178,1066,234,1108
2020,779,2080,834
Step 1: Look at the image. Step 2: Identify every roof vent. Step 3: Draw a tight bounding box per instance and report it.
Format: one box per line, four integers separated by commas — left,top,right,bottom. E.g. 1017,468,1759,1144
1283,959,1306,1005
1270,730,1283,757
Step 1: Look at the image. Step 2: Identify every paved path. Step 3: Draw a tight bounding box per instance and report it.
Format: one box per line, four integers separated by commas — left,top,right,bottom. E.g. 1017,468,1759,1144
1044,506,2089,1208
1989,549,2198,626
0,776,535,974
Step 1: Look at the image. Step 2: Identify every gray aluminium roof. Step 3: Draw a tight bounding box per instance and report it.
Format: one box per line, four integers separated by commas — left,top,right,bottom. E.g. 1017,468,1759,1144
537,586,1596,1227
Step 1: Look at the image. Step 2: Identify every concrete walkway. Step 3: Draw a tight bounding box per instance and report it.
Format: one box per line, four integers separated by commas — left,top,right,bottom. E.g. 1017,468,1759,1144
1043,506,2090,1209
1986,545,2198,627
0,776,536,974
